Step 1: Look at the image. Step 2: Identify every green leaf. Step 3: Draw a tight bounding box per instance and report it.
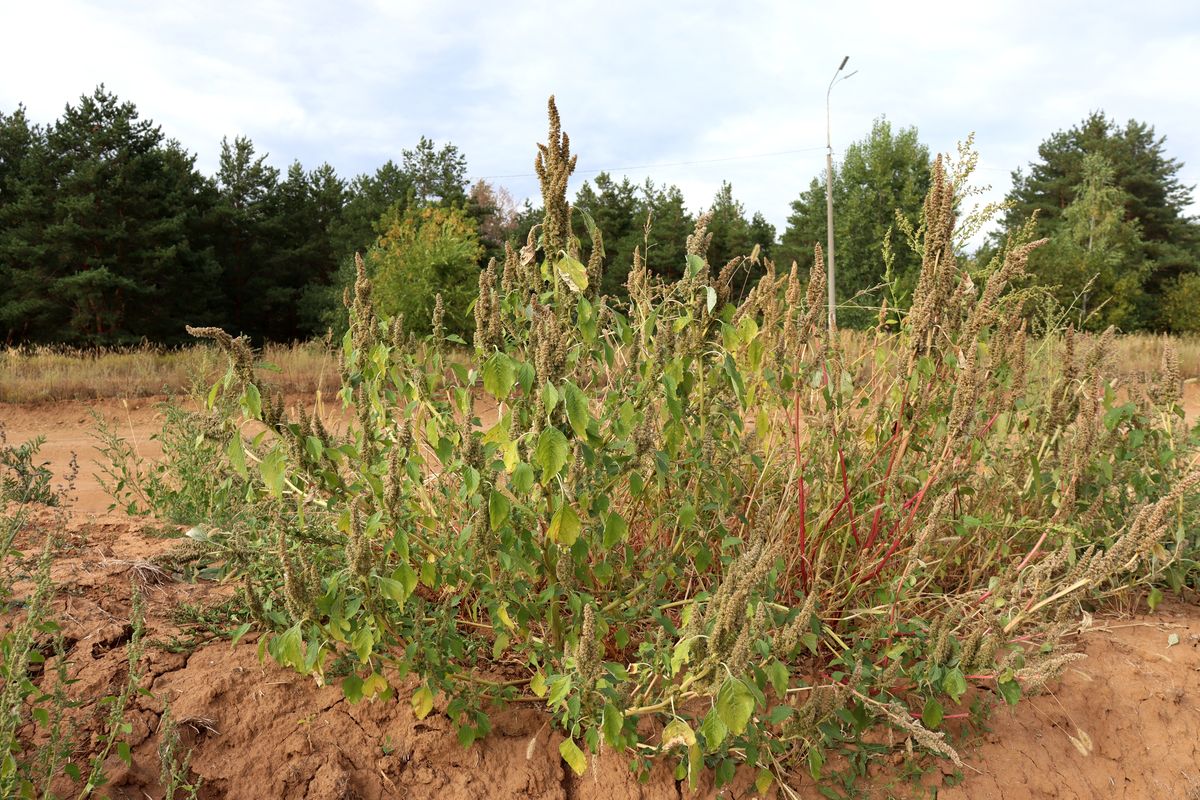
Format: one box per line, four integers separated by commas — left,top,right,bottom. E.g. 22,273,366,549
530,672,548,698
541,381,560,414
548,502,581,546
492,632,510,659
259,448,286,498
670,637,693,676
511,462,535,493
482,352,516,400
535,426,569,483
922,696,944,729
1148,586,1164,612
547,675,572,706
602,702,624,745
555,255,589,293
241,383,262,419
767,705,793,725
576,207,605,261
997,678,1021,706
715,678,755,735
563,381,590,438
276,624,304,670
766,660,790,697
943,667,967,704
226,434,247,479
376,575,409,607
699,709,728,751
807,745,824,780
602,512,628,549
662,374,682,420
412,685,434,720
488,490,511,530
559,738,588,776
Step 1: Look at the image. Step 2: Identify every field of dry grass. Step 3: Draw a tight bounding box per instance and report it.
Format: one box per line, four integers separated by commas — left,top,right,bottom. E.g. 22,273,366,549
0,341,339,404
3,333,1196,405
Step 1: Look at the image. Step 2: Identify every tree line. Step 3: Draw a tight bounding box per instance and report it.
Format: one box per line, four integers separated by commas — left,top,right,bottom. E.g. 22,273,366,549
2,86,1197,346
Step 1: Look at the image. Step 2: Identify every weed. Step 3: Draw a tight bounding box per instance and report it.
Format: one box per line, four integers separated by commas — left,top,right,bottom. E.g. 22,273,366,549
0,425,59,507
157,707,201,800
106,99,1198,795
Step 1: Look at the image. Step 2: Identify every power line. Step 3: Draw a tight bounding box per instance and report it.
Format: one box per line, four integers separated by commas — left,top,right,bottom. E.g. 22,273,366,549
472,145,830,181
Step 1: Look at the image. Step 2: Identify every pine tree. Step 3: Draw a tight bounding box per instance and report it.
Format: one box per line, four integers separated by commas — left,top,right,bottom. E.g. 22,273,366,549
8,87,221,344
212,135,280,338
0,107,55,342
1003,111,1200,330
1029,154,1146,330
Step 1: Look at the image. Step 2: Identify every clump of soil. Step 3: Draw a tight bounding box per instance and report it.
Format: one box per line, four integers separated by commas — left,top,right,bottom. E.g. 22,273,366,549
942,602,1200,799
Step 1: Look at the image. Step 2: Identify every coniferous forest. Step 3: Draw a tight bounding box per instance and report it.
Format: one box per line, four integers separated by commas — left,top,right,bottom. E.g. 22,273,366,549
2,86,1198,346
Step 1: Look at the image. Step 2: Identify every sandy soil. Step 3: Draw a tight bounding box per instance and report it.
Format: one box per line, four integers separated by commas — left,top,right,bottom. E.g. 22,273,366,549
4,505,1199,799
1,385,1199,799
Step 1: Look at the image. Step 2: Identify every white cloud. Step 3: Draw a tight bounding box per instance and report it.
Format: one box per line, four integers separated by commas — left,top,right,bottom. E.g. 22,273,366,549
2,0,1196,246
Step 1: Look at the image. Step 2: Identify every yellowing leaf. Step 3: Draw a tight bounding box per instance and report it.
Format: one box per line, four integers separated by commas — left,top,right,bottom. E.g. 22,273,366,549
548,502,581,546
554,255,589,293
362,672,388,699
411,685,434,720
755,769,774,795
559,737,588,775
715,678,755,735
661,719,696,750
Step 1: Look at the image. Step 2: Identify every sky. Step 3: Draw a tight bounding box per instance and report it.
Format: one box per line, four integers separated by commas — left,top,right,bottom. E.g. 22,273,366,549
3,0,1198,245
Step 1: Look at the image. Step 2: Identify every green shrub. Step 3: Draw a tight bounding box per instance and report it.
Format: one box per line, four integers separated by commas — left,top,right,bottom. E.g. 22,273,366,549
0,428,58,507
141,99,1197,793
367,204,483,340
1163,272,1200,333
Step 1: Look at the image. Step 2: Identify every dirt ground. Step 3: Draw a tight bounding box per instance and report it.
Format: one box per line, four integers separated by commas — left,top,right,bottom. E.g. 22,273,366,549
2,384,1199,799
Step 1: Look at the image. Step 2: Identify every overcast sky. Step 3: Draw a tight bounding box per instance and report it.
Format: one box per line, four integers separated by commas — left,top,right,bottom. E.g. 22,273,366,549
3,0,1198,245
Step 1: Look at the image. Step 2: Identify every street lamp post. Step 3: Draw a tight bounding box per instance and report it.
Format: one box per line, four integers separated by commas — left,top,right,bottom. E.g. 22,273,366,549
825,56,856,333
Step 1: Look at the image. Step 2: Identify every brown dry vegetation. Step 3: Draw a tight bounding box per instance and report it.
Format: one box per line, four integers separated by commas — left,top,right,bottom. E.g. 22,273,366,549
3,334,1197,404
0,343,338,404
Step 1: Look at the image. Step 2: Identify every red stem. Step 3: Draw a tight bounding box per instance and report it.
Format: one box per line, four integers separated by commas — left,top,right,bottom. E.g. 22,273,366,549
838,449,860,548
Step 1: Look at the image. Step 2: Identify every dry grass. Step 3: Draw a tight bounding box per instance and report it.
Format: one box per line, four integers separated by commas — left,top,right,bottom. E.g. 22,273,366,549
0,342,338,404
1105,333,1200,380
1,333,1195,405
